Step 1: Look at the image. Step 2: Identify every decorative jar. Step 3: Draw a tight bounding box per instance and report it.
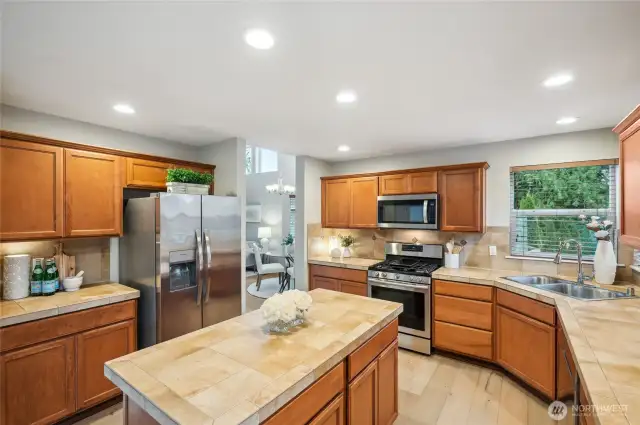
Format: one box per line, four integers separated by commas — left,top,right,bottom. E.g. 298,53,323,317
594,240,616,284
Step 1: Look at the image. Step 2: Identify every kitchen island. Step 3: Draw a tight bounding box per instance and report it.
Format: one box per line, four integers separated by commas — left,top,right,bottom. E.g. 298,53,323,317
105,288,402,425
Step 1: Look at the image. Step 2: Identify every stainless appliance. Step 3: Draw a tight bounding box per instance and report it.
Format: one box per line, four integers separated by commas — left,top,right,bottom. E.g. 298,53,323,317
368,242,444,354
377,194,438,229
120,193,241,348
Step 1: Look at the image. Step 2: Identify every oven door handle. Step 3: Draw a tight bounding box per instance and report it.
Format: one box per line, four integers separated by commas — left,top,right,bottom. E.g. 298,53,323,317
368,278,430,293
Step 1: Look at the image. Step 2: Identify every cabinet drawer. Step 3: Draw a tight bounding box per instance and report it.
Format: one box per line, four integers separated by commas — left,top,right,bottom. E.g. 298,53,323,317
338,280,368,297
262,362,345,425
433,280,493,301
348,319,398,381
310,264,367,284
433,321,493,361
434,295,493,331
497,290,555,326
0,300,136,353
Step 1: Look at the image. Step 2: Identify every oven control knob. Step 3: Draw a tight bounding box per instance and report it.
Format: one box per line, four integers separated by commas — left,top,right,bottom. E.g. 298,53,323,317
417,277,425,283
395,274,401,280
374,272,380,278
409,276,415,282
381,273,387,278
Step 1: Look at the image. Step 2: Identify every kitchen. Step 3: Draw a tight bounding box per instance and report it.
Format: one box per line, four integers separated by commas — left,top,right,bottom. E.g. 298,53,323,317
2,2,640,425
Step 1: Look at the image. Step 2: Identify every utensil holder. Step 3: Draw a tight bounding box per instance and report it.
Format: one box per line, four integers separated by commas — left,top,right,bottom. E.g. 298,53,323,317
445,253,460,269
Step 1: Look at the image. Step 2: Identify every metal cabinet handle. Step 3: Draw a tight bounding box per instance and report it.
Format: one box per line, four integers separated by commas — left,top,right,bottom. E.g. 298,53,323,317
204,230,212,303
195,230,204,306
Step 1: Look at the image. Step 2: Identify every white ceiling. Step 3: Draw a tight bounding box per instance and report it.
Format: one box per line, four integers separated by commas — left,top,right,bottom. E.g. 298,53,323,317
3,2,640,161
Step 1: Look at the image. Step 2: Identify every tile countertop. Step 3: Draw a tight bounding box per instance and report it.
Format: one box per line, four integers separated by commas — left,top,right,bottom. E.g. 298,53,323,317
307,256,381,270
433,267,640,425
105,289,402,425
0,282,140,328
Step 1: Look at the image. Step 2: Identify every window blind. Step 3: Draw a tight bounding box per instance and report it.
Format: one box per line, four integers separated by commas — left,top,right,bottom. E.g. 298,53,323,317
509,161,618,260
289,196,296,238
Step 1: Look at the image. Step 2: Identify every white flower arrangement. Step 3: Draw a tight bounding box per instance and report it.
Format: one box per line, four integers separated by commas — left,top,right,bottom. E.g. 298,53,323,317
260,290,313,331
579,215,614,241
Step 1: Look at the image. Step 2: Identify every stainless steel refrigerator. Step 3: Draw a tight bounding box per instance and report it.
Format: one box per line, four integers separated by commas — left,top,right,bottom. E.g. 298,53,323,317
120,193,241,348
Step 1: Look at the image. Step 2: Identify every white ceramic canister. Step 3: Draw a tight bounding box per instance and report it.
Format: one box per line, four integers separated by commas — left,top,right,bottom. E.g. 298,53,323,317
444,253,460,269
2,254,31,300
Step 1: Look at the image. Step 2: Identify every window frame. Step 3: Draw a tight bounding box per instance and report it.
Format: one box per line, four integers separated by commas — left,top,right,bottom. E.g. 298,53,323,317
509,159,619,262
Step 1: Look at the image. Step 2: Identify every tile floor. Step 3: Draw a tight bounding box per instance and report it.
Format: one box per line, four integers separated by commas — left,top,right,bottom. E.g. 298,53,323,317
77,349,573,425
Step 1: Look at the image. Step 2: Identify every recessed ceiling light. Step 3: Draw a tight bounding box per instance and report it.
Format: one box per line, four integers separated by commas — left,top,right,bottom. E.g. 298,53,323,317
113,104,135,114
336,90,357,104
556,116,578,125
543,73,574,88
338,145,351,152
244,29,274,50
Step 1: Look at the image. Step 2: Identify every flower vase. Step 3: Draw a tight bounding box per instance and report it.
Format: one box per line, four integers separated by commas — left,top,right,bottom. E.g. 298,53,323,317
594,240,616,284
342,247,351,258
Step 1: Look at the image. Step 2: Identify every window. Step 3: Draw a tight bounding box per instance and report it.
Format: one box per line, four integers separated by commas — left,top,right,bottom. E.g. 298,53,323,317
245,145,278,174
289,195,296,238
510,160,618,261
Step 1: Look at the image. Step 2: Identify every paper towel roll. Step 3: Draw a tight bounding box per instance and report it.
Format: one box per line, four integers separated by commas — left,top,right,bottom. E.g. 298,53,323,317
3,254,31,300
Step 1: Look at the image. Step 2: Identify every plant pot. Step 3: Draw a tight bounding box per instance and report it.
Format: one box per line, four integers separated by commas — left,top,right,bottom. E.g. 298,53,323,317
285,244,294,255
594,240,616,284
166,182,210,195
342,247,352,258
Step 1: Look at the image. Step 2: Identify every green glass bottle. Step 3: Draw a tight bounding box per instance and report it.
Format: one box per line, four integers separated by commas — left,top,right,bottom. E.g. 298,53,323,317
30,258,44,296
42,259,57,296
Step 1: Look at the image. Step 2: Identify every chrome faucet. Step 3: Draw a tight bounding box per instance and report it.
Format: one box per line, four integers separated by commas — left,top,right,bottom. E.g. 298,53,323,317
553,239,585,285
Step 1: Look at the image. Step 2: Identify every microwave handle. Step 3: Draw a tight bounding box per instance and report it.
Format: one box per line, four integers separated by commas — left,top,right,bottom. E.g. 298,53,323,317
423,200,428,224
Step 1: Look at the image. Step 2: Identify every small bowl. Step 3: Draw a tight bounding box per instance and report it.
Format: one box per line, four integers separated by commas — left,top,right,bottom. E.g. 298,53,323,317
63,277,83,292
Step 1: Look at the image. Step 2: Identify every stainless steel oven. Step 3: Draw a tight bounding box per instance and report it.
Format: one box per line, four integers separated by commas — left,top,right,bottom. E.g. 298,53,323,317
377,194,438,229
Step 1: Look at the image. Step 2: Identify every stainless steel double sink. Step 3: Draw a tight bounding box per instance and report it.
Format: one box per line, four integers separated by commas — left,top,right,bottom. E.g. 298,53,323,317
502,275,635,301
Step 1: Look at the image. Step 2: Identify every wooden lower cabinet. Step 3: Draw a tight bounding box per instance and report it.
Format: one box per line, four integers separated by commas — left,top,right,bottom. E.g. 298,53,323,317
556,324,575,400
309,394,345,425
76,320,136,409
312,276,339,291
309,265,368,297
496,305,555,398
434,321,493,361
377,340,399,425
348,359,378,425
336,280,367,297
0,336,76,425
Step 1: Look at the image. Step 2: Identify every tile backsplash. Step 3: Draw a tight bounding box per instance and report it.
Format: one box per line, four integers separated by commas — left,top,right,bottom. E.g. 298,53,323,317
307,224,637,282
0,238,111,286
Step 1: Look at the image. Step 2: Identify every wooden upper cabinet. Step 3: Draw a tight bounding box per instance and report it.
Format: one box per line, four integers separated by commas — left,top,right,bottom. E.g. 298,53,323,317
439,167,485,232
379,171,437,195
406,171,437,193
0,139,64,241
613,105,640,248
496,305,555,399
125,158,171,190
65,149,123,237
323,179,351,228
0,336,76,425
378,174,409,195
377,340,399,425
76,320,136,410
350,176,378,228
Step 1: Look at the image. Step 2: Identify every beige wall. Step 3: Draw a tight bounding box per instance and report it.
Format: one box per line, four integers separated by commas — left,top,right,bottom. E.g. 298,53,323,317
330,129,618,227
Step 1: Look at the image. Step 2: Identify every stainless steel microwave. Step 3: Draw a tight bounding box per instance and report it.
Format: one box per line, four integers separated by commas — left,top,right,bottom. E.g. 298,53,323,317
377,194,438,229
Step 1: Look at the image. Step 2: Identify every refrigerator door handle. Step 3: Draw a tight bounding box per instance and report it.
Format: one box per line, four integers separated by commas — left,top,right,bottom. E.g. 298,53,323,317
204,230,213,303
195,230,204,306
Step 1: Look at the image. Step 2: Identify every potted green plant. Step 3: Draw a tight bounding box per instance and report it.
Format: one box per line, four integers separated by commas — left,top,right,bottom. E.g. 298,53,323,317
339,234,355,258
281,234,294,255
166,168,214,195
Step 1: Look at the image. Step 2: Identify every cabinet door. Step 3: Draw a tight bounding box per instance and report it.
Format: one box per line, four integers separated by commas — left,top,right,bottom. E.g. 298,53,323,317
65,149,123,237
378,174,408,195
309,394,345,425
620,128,640,247
0,336,75,425
349,176,378,228
556,324,575,400
338,280,368,297
323,179,351,228
125,157,171,190
377,340,398,425
407,171,437,194
0,139,63,241
496,306,555,398
439,167,485,232
313,276,339,291
76,320,136,410
348,361,377,425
